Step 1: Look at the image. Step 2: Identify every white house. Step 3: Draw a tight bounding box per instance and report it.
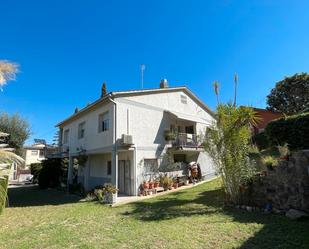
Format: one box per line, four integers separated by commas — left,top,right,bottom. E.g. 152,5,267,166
56,80,216,197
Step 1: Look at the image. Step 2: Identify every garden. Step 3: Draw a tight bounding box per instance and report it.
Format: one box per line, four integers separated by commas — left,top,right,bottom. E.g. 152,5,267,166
1,178,309,249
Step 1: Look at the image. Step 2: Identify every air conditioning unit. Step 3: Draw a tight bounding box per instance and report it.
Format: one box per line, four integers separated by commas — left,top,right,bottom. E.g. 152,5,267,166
121,134,133,145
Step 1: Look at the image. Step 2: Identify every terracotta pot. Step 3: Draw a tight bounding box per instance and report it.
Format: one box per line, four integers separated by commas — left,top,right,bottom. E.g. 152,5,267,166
149,182,154,189
143,182,149,189
154,182,160,188
173,182,178,189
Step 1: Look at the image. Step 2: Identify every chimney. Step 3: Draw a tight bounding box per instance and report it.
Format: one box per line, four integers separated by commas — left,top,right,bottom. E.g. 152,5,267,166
101,82,107,97
160,79,168,88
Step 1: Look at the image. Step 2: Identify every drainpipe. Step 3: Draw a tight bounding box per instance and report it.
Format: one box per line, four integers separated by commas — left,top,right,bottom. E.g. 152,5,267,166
108,96,118,191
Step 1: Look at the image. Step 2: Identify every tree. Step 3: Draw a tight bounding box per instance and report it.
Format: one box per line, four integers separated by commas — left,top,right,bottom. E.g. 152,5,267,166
267,73,309,115
0,113,31,152
0,132,24,214
101,82,107,97
213,81,220,105
204,104,259,204
0,60,19,91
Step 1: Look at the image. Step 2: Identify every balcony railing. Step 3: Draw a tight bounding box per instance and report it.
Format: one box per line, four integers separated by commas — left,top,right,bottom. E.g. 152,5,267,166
172,133,200,147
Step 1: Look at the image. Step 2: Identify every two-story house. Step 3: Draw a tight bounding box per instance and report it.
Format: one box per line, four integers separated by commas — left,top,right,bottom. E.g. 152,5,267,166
56,80,216,198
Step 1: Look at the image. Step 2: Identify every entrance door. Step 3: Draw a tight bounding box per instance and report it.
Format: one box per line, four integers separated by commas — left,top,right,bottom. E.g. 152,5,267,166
118,160,131,195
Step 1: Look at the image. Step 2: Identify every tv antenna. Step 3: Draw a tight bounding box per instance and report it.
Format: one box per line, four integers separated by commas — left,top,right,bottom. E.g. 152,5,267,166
141,64,145,89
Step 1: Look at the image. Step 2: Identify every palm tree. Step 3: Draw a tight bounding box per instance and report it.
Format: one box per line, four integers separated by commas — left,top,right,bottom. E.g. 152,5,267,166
0,60,19,91
233,73,238,107
0,132,24,214
213,81,220,105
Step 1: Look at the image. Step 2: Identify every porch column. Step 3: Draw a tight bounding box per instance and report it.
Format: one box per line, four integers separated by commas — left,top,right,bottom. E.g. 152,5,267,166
67,156,73,188
111,150,118,192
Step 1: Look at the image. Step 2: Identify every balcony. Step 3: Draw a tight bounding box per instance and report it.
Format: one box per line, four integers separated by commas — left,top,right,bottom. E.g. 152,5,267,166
166,132,204,150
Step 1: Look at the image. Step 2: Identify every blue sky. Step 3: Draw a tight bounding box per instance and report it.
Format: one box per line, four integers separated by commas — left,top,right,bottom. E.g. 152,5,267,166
1,0,309,144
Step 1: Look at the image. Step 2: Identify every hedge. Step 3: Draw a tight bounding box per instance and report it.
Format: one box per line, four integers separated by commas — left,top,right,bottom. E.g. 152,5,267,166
30,163,42,184
252,131,269,150
38,158,67,189
265,112,309,150
0,175,8,214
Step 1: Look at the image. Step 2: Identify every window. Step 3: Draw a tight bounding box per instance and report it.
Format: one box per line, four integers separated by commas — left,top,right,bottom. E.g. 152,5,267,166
174,154,186,163
107,161,112,175
99,112,109,132
78,122,86,139
180,95,187,104
39,150,44,158
63,129,69,144
31,150,38,156
144,159,158,173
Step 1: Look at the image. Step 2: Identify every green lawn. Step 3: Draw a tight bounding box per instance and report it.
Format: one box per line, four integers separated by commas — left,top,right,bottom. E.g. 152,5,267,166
1,179,308,249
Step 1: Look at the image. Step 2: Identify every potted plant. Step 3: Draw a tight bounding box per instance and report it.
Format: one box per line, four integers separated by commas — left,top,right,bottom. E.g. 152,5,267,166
154,180,160,188
278,143,290,161
103,183,118,204
164,130,176,141
160,175,173,191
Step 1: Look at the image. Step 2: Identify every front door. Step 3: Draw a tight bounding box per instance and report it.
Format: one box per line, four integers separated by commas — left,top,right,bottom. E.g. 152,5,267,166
118,160,131,195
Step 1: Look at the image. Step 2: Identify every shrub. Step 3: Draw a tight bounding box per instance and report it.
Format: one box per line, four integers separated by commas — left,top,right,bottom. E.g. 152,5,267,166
30,163,42,184
0,175,8,214
38,158,67,189
265,112,309,150
252,131,269,150
204,104,259,204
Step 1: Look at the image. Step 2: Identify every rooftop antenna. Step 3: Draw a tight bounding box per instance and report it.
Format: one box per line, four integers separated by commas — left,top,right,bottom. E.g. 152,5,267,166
141,64,145,89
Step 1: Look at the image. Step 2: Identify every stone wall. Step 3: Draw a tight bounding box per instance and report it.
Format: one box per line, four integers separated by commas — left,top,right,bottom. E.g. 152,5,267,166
248,150,309,212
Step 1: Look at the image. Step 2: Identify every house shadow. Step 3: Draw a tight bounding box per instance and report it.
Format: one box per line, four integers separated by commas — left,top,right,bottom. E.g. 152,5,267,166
122,186,309,248
7,185,81,207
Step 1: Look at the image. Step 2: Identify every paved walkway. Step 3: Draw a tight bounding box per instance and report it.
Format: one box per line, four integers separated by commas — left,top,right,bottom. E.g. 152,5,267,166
112,176,218,207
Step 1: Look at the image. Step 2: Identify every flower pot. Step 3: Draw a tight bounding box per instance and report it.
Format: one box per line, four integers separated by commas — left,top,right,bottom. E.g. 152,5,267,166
148,182,154,189
154,182,160,188
173,182,178,189
143,182,149,189
104,193,117,204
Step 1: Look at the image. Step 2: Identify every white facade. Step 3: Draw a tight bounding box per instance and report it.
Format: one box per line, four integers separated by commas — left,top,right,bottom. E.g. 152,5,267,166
57,86,216,197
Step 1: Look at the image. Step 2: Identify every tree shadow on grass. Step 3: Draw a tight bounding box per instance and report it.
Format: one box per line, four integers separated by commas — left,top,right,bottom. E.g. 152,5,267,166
7,185,81,207
122,184,309,249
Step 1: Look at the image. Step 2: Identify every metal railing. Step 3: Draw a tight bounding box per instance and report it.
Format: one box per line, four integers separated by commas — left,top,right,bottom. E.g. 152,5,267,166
173,133,200,147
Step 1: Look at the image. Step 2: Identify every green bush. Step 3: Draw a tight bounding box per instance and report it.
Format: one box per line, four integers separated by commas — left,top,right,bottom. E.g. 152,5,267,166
265,112,309,150
38,158,67,189
252,131,269,150
30,163,42,184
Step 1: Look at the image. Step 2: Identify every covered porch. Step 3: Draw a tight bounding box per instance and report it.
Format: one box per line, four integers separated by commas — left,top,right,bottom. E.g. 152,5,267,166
67,149,136,197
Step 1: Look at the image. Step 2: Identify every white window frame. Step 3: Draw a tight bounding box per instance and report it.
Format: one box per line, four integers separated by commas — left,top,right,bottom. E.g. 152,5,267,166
98,111,109,133
78,122,86,139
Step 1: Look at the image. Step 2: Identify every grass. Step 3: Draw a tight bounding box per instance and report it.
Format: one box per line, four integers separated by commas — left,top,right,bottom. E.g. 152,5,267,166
0,179,308,249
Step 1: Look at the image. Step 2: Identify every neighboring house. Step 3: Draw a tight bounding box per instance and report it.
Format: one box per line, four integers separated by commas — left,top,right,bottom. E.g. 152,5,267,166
23,143,47,167
18,142,57,181
56,80,216,197
251,108,284,134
